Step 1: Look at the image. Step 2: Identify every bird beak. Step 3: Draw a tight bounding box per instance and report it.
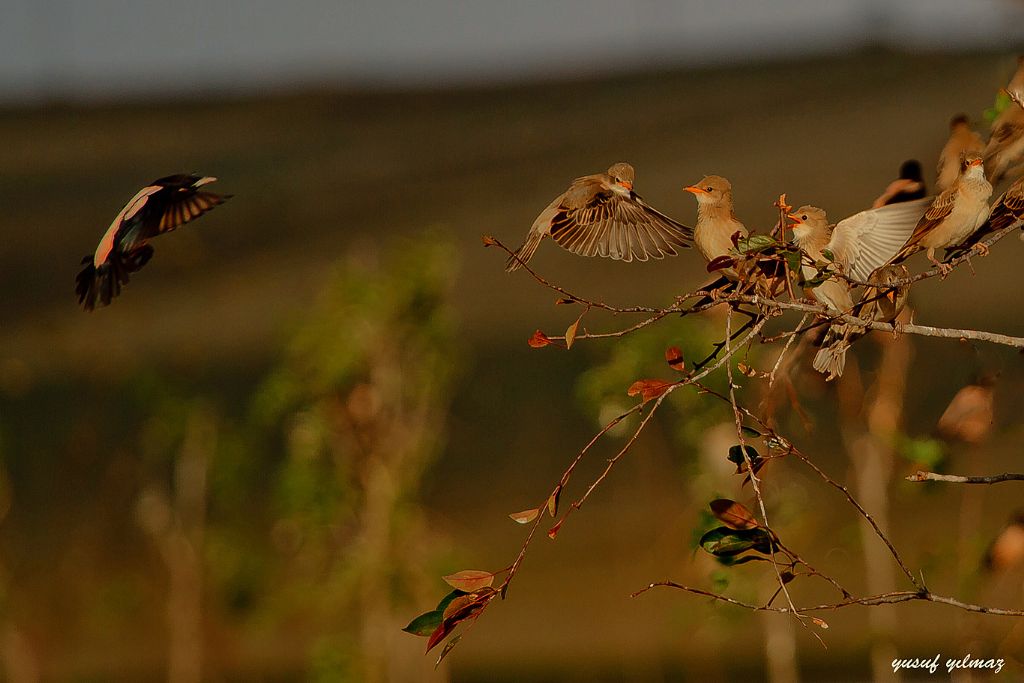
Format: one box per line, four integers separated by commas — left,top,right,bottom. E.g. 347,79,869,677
684,185,705,195
619,180,634,191
970,158,984,168
885,289,897,304
194,176,218,187
786,213,803,224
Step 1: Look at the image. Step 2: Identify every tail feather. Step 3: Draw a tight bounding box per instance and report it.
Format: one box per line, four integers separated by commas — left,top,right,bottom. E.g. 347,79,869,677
76,253,132,311
505,232,543,272
812,326,850,381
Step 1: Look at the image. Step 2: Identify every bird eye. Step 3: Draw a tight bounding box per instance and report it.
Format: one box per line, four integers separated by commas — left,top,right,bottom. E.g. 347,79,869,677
802,215,807,221
706,186,713,192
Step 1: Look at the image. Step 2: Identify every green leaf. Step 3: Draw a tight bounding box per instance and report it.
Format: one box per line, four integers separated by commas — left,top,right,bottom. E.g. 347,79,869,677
403,610,443,636
727,444,762,468
821,248,835,262
699,526,776,557
436,589,466,613
736,234,778,254
784,249,802,274
898,436,946,470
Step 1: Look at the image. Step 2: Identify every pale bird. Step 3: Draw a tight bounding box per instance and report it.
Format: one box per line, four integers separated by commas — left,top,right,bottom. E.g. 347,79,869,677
684,175,748,279
891,153,993,274
505,162,693,272
983,91,1024,186
871,160,926,208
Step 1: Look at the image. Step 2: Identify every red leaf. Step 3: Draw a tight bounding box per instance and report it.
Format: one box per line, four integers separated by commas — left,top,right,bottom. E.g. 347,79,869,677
665,346,686,372
546,485,561,518
481,235,497,247
425,619,456,653
707,255,736,273
555,298,576,306
442,570,495,592
442,594,478,621
528,330,554,348
509,508,540,524
627,379,674,403
547,519,564,540
709,499,759,530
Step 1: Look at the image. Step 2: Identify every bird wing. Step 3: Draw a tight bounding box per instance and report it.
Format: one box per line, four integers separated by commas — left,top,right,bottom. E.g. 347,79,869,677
145,189,228,237
549,188,692,263
895,188,959,257
827,197,931,281
93,184,165,265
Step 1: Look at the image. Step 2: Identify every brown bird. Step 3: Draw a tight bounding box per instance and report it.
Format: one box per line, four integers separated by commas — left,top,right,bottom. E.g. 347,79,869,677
787,206,854,313
937,115,984,192
871,160,927,208
984,511,1024,572
936,374,996,445
891,153,992,274
505,162,693,271
76,175,229,311
684,175,749,279
812,265,909,381
983,93,1024,186
945,174,1024,258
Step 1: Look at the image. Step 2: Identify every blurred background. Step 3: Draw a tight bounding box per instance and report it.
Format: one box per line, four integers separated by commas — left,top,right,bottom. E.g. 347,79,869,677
1,1,1024,681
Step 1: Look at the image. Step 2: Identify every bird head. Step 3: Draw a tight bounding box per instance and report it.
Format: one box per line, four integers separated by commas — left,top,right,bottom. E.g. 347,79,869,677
786,205,828,242
606,162,635,191
949,113,971,130
684,175,732,206
898,159,924,182
870,265,909,303
960,152,985,177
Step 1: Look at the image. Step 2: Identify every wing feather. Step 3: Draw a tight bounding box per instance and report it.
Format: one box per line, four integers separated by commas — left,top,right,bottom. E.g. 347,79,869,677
827,197,931,281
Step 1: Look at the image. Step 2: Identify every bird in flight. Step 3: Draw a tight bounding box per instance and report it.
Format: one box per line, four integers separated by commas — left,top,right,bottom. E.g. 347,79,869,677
75,174,230,311
505,162,692,272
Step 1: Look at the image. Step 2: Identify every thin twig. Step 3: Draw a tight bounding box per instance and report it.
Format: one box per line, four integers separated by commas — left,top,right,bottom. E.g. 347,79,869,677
906,471,1024,484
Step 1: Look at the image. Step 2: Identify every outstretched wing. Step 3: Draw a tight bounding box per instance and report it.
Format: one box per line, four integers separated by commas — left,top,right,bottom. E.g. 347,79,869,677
827,197,931,281
140,188,229,239
549,191,693,263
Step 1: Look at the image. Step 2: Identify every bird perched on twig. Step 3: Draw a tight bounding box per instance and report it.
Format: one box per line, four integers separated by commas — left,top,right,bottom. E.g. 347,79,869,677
76,175,230,311
945,174,1024,258
812,265,910,381
984,91,1024,186
505,162,693,272
684,175,749,280
890,153,992,275
788,199,928,312
937,115,984,192
871,160,927,208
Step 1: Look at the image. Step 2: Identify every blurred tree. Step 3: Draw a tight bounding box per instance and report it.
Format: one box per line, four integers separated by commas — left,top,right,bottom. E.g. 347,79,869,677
253,232,459,682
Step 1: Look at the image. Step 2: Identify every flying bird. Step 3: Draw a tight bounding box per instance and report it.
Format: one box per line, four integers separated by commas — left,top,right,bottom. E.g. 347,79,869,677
76,175,229,311
871,160,927,208
505,162,693,272
936,115,984,192
890,153,992,274
812,265,910,381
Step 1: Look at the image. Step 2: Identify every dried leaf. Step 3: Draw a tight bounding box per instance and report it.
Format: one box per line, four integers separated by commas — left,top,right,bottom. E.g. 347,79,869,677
547,519,564,540
627,379,674,403
555,297,576,306
442,594,477,621
709,499,759,530
528,330,554,348
403,610,443,636
699,526,776,557
509,508,540,524
546,486,561,518
727,444,763,473
442,570,495,592
565,316,581,350
780,571,795,584
812,617,829,630
736,362,759,378
434,634,462,669
481,235,497,247
707,255,736,273
665,346,686,372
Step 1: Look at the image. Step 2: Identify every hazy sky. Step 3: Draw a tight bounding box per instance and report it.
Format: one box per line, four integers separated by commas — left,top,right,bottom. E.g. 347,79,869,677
1,0,1023,101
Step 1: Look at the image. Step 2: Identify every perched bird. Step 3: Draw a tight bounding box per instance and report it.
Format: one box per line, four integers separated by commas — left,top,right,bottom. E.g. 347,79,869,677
1007,55,1024,98
505,162,692,271
891,153,992,274
983,94,1024,186
788,198,929,312
945,174,1024,258
984,511,1024,572
871,160,927,208
76,175,229,311
936,115,984,192
812,265,910,381
936,374,996,445
684,175,749,278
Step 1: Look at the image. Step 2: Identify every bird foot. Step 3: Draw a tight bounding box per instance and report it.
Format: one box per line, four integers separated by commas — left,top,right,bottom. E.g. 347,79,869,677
973,242,991,257
891,320,905,339
929,257,953,278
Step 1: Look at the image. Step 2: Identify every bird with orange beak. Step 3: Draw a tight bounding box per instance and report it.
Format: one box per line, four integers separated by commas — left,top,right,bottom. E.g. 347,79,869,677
946,174,1024,258
505,162,693,271
937,115,984,192
891,152,992,274
75,174,230,311
684,175,748,279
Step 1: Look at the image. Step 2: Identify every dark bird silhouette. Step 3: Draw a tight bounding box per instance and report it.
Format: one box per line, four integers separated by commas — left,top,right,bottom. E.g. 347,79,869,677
76,175,229,311
872,160,927,208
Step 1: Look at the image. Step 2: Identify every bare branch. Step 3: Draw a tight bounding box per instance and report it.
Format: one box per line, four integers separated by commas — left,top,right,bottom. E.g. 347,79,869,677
906,470,1024,484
